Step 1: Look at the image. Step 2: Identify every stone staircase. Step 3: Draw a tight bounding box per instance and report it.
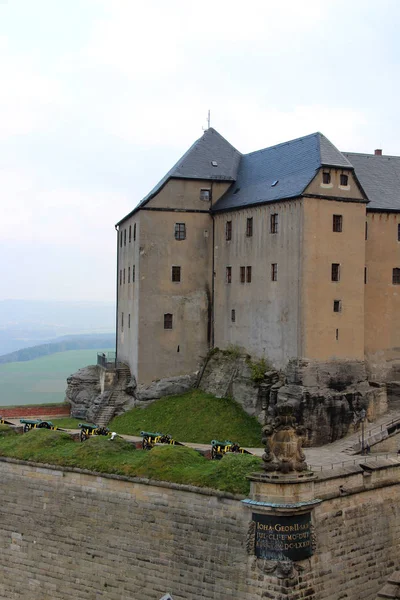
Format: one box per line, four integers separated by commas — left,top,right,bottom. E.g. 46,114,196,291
376,569,400,599
343,413,400,455
95,363,131,427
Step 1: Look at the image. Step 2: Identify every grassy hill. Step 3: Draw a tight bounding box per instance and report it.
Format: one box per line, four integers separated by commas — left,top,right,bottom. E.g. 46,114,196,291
109,390,263,447
0,349,113,406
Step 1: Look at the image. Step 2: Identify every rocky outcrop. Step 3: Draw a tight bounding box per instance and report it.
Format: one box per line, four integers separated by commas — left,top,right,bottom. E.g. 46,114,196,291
65,365,103,419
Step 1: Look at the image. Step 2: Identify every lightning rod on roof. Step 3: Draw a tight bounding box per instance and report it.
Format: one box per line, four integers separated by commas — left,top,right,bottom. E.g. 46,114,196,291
202,110,211,131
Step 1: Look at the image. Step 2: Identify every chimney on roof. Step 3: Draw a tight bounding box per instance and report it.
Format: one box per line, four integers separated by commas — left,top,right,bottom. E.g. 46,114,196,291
374,149,382,156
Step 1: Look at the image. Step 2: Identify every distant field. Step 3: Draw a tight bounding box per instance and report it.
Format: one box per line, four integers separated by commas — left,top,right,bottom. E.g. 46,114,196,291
0,349,113,406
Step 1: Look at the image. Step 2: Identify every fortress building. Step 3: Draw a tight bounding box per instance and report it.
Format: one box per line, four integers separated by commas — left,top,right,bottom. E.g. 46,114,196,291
115,128,400,385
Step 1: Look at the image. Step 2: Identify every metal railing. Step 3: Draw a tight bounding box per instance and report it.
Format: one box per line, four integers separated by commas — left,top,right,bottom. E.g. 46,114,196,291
357,417,400,444
97,351,116,370
308,453,400,472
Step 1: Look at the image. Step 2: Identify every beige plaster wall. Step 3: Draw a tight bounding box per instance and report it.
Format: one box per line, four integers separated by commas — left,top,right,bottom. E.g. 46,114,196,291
365,212,400,380
304,168,364,200
213,200,302,369
117,214,140,378
149,178,231,210
301,197,366,360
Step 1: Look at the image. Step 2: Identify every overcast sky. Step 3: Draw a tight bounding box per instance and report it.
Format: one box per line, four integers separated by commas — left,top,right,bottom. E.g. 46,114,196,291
1,0,399,302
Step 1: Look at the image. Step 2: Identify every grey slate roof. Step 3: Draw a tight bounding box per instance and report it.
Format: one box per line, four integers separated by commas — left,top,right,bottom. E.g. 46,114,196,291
343,152,400,210
116,128,241,224
213,132,353,212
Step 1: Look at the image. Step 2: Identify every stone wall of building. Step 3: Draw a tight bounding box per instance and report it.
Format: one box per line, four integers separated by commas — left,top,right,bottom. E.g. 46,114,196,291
1,457,400,600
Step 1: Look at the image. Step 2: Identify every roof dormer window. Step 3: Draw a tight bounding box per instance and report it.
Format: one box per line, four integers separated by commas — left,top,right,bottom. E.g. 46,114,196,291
211,160,218,167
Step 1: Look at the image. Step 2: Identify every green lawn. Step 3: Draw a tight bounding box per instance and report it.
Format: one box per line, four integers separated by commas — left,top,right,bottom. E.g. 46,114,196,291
0,349,113,406
110,390,263,447
0,427,262,495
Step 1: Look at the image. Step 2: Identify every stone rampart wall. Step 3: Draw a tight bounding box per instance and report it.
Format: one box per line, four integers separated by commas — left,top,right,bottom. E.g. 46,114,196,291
1,458,400,600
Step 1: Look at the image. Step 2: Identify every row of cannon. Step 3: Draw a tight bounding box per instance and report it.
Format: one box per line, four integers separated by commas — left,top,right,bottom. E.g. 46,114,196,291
0,418,252,459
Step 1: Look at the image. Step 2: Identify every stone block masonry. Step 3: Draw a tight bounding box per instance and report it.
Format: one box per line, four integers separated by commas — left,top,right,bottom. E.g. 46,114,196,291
1,458,400,599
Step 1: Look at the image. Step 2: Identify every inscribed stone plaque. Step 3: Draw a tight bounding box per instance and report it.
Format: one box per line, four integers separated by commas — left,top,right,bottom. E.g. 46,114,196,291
252,512,313,561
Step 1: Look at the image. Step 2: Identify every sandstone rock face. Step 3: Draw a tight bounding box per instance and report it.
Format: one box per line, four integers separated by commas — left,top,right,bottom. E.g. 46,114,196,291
65,365,103,419
135,374,197,404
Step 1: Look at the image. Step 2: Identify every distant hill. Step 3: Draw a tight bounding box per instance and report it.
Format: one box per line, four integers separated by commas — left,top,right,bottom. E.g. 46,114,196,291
0,299,115,355
0,333,115,365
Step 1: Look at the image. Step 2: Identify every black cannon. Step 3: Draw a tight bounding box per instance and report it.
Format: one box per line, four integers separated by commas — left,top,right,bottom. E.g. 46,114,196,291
79,423,110,442
210,439,252,460
19,418,60,433
140,431,184,450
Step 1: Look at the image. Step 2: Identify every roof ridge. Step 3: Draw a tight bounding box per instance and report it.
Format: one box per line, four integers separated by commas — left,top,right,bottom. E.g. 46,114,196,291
344,151,400,159
244,132,320,158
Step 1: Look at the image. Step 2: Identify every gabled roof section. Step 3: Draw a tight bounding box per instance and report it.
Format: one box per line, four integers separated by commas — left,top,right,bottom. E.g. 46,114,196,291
116,128,241,225
213,132,353,212
343,152,400,211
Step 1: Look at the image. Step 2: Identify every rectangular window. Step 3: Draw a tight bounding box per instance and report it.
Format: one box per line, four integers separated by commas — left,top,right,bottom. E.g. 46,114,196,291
119,270,122,286
123,268,126,284
270,213,278,234
121,312,124,330
124,229,126,246
333,300,342,313
226,221,232,241
134,223,136,241
175,223,186,240
246,217,253,237
231,309,236,322
226,266,232,284
271,263,278,281
398,223,400,242
336,328,339,340
120,231,123,248
365,222,368,240
246,266,252,283
393,268,400,285
200,189,210,201
164,313,173,329
364,266,367,284
323,172,331,184
240,266,245,283
172,266,181,282
132,265,135,282
333,215,343,232
129,225,131,243
128,266,130,283
331,263,340,282
128,314,131,328
340,174,348,186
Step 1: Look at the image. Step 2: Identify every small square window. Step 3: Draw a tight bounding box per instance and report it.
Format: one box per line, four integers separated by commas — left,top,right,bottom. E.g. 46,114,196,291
393,268,400,285
226,221,232,241
132,265,135,282
340,174,348,186
164,313,173,329
175,223,186,240
246,217,253,237
240,266,245,283
129,225,132,243
333,215,343,232
271,263,278,281
246,266,252,283
172,266,181,282
231,309,236,322
200,189,211,201
333,300,342,313
226,266,232,284
332,263,340,282
270,214,278,234
128,266,130,283
323,172,331,184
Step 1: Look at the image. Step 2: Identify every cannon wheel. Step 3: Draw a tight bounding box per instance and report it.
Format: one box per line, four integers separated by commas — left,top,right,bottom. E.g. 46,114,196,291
142,437,152,450
23,424,30,433
211,446,218,460
80,430,88,443
38,422,50,429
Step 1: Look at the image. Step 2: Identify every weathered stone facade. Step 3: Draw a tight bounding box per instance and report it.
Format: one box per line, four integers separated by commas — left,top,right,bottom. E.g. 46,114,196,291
1,457,400,600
